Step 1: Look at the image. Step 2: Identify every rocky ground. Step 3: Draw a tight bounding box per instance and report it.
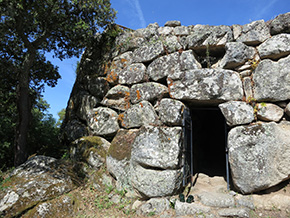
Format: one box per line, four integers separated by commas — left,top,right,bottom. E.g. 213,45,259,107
1,156,290,218
71,173,290,218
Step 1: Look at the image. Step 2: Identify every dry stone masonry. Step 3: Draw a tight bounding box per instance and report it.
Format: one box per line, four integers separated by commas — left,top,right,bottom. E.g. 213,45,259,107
61,12,290,200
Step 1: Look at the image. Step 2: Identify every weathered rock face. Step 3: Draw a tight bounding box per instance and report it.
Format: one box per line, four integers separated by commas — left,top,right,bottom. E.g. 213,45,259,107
70,136,110,169
130,126,183,198
101,85,130,111
256,103,284,122
186,25,233,49
257,33,290,60
219,101,254,126
106,129,139,190
136,198,170,216
168,69,243,103
253,55,290,101
131,126,182,169
147,52,180,81
217,42,256,69
130,163,182,198
130,82,168,104
235,20,271,45
62,13,290,197
120,100,159,128
157,98,185,126
88,107,119,136
270,12,290,35
133,41,164,63
22,195,77,218
119,63,147,84
228,121,290,193
0,156,81,217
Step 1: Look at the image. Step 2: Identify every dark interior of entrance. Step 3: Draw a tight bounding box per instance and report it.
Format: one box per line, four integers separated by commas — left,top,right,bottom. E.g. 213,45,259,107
191,108,227,177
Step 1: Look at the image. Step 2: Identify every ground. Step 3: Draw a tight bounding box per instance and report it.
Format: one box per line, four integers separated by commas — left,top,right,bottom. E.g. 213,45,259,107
71,172,290,218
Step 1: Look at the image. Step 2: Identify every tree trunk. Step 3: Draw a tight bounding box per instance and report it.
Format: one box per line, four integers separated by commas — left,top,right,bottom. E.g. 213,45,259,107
14,52,35,166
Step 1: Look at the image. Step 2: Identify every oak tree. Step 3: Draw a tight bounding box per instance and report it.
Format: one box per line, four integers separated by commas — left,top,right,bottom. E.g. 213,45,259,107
0,0,116,166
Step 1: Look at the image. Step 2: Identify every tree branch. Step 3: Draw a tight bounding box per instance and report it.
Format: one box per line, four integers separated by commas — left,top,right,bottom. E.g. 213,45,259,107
15,15,33,51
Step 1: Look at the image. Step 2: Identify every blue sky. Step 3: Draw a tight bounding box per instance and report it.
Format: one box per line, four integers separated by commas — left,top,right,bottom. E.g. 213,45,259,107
44,0,290,119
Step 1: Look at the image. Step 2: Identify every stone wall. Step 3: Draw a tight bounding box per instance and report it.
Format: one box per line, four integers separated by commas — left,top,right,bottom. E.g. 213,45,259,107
61,12,290,196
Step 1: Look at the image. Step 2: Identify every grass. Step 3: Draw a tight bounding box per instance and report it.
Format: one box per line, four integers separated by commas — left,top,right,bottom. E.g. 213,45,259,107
73,176,137,218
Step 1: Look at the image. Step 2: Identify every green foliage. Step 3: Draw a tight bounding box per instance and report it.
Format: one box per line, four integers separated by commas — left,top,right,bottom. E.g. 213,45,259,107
0,0,116,60
28,98,63,158
0,0,116,166
0,97,65,170
114,188,127,197
105,184,114,194
147,211,156,216
56,108,66,128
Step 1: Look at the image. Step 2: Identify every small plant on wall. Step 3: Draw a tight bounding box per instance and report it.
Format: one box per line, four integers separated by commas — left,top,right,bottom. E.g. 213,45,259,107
249,58,260,70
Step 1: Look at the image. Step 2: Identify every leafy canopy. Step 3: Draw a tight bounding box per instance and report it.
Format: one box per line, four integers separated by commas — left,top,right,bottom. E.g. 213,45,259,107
1,0,116,59
0,0,116,166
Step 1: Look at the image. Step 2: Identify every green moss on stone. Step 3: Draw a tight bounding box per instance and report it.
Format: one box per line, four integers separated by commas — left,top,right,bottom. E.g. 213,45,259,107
76,136,108,161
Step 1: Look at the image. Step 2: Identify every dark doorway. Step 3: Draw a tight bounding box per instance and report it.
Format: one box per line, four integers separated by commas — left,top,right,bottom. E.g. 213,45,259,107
191,108,227,177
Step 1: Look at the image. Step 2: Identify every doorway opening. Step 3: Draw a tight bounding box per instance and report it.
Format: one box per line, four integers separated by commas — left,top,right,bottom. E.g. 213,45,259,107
192,108,227,177
183,107,229,187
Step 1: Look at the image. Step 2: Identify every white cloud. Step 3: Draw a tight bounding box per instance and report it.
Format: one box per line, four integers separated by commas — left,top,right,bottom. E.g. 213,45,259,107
126,0,146,28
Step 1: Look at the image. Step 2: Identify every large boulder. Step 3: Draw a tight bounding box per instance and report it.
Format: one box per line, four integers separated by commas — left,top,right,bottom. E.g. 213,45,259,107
130,163,182,198
157,98,185,126
235,20,270,45
256,103,284,122
130,125,183,198
133,41,164,63
70,136,110,169
162,35,182,53
186,25,233,49
82,76,109,99
270,12,290,35
257,34,290,60
179,50,202,71
101,85,131,111
119,100,159,129
22,195,77,218
135,23,159,40
61,119,88,143
168,69,243,104
0,156,81,217
158,26,174,35
147,52,180,81
165,20,181,27
130,82,168,104
115,33,145,54
174,26,189,36
131,125,182,169
217,42,256,69
147,50,201,81
253,55,290,101
106,129,139,190
118,63,147,85
88,107,119,136
219,101,255,126
228,121,290,193
106,51,134,83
